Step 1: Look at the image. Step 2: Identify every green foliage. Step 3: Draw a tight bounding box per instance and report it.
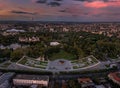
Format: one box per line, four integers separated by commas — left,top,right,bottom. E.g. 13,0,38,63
10,48,24,62
67,80,80,88
49,50,77,60
0,35,18,45
96,41,120,59
0,49,11,58
1,31,120,62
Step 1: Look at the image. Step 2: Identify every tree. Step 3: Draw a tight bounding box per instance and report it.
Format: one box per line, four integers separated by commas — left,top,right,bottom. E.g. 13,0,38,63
10,48,24,62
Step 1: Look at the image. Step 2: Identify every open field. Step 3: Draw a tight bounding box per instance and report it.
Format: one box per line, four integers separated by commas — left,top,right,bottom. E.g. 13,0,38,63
49,50,77,61
0,61,11,68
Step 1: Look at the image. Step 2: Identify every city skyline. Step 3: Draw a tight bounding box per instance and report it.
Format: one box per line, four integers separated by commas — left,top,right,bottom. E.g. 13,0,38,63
0,0,120,21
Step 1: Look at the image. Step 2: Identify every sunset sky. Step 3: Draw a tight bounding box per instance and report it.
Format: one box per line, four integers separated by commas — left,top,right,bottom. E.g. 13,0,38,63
0,0,120,21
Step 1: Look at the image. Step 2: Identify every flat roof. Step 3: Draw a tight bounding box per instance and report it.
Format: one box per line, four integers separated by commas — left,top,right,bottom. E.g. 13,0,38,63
14,74,49,81
109,72,120,82
78,78,93,83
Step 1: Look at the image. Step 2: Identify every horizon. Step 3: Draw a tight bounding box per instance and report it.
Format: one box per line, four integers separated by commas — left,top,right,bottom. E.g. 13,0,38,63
0,20,120,23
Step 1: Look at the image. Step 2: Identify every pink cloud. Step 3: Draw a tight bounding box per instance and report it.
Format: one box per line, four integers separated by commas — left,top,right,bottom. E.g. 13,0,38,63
84,1,108,8
0,3,5,8
108,2,120,7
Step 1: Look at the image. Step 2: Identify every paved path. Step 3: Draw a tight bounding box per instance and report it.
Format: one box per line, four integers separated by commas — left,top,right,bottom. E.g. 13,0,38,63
2,59,110,72
47,59,73,71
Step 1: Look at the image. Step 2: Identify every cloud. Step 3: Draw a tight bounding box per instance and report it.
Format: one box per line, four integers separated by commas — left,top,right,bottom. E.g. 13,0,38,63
11,10,37,15
59,10,66,12
0,4,3,7
34,0,62,7
74,0,91,2
74,0,120,2
36,0,47,4
84,1,108,8
54,0,63,1
47,2,61,7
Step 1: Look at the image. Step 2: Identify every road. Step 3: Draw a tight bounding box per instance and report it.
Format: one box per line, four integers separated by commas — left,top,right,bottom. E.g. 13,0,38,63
48,70,118,88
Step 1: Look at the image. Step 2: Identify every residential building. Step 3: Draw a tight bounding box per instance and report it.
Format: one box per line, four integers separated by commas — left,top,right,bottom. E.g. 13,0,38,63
78,78,95,88
13,74,49,87
108,72,120,86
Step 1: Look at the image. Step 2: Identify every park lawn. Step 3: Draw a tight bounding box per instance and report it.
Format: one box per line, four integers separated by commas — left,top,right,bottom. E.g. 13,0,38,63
1,62,11,68
36,61,48,66
39,62,48,66
71,60,79,63
28,59,48,66
89,55,99,63
73,66,79,69
27,63,46,69
18,57,28,65
49,50,77,61
34,65,46,69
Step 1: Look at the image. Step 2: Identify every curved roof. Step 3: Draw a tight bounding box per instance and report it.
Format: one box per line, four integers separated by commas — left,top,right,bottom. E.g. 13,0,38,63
109,72,120,83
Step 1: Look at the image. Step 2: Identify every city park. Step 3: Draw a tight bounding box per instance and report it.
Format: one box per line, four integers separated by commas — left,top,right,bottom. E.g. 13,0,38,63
0,31,120,73
16,55,100,72
0,44,100,72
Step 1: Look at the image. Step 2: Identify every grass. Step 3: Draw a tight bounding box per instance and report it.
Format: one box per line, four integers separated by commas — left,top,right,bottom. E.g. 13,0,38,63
72,55,99,69
89,56,98,63
39,62,48,66
18,57,28,64
18,57,48,69
49,50,77,61
17,56,48,69
34,61,48,66
1,62,11,68
71,60,79,63
73,66,79,69
33,65,46,69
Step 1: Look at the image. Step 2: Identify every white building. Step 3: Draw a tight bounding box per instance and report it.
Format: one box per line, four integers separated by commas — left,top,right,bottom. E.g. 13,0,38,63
6,29,25,33
13,75,49,87
50,42,60,46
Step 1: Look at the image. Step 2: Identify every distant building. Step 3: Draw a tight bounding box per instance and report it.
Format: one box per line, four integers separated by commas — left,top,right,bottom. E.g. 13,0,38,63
36,56,45,61
19,37,40,43
49,28,54,32
0,43,22,50
0,45,6,49
13,75,49,87
78,78,95,88
6,29,25,33
50,42,60,46
108,72,120,86
63,27,69,32
3,29,25,36
95,77,111,88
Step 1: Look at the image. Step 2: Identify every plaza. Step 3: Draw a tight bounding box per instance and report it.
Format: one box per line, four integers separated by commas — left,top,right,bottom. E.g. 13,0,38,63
6,55,100,72
47,59,72,71
0,55,102,72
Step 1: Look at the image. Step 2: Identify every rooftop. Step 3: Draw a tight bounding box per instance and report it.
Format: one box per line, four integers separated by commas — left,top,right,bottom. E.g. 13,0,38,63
78,78,93,83
14,74,49,81
6,29,25,32
109,72,120,82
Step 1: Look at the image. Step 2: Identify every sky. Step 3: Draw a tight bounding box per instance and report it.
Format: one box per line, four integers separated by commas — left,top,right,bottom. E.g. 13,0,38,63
0,0,120,22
